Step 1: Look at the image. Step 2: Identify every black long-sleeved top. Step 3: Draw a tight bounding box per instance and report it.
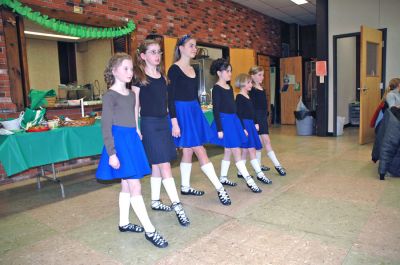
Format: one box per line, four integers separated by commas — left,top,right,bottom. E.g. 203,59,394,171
167,64,199,118
136,76,168,117
249,87,268,110
212,84,236,132
236,94,257,126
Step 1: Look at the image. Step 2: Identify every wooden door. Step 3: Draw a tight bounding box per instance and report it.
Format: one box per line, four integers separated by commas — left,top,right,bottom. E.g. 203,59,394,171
2,9,30,110
359,26,382,144
257,54,271,124
230,48,255,94
280,56,302,125
163,36,177,73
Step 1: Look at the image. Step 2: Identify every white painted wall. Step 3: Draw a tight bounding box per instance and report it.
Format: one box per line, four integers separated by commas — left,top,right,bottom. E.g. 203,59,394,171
337,37,357,124
328,0,400,132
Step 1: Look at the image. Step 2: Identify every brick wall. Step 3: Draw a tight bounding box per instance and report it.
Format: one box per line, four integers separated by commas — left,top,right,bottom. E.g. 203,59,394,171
0,16,16,118
0,0,282,184
19,0,282,54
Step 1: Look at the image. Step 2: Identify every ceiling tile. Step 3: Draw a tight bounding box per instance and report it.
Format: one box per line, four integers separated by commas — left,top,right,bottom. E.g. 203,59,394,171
232,0,316,25
278,5,311,16
258,0,294,9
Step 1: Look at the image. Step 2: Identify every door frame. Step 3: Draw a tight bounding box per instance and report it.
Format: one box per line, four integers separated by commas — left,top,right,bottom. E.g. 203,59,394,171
332,29,386,136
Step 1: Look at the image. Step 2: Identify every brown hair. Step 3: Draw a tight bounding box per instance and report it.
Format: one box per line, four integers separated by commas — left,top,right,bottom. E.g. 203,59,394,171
133,39,165,86
173,34,195,62
104,53,132,88
382,78,400,101
235,73,252,89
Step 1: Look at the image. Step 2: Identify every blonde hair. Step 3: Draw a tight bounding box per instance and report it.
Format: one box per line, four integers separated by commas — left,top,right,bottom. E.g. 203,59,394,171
382,78,400,101
104,53,132,88
235,73,251,89
133,39,165,86
173,34,195,62
248,65,264,76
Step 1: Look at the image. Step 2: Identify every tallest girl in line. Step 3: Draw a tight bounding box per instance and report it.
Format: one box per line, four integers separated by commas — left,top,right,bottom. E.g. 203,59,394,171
167,34,231,206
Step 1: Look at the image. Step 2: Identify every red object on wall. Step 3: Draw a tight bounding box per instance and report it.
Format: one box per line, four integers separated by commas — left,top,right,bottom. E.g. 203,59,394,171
316,61,327,76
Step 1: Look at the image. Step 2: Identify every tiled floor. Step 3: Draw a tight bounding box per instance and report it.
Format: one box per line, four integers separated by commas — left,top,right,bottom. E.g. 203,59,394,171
1,126,399,265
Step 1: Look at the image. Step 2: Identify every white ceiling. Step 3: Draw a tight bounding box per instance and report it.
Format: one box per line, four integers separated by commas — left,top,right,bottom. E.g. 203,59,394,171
232,0,316,25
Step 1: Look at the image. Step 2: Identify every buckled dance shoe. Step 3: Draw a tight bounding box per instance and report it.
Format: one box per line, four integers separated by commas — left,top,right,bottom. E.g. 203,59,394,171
118,223,144,233
261,165,271,171
220,177,237,186
145,231,168,248
275,166,287,176
256,175,273,184
151,200,172,212
172,202,190,227
246,178,262,193
180,187,205,196
217,188,232,205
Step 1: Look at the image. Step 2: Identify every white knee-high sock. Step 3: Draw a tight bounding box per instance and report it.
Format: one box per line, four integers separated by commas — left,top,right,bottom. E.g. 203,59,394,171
130,195,155,233
256,150,262,165
235,160,251,179
237,159,247,176
162,178,180,203
267,151,281,167
151,177,162,201
119,192,131,227
250,159,265,178
201,162,223,190
180,162,192,189
220,160,230,177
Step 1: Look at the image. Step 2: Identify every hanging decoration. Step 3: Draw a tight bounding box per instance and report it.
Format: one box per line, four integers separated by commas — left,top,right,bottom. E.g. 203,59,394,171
0,0,136,38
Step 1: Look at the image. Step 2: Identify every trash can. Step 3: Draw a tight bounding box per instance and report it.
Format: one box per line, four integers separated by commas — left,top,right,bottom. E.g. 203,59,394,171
336,116,345,136
294,111,315,136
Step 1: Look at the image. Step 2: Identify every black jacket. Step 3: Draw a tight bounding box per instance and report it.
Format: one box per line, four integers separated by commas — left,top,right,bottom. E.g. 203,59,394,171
372,108,400,177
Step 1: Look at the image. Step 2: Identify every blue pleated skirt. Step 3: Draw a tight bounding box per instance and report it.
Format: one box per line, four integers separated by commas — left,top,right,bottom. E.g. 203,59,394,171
210,113,247,148
174,100,213,147
96,125,151,180
241,119,263,150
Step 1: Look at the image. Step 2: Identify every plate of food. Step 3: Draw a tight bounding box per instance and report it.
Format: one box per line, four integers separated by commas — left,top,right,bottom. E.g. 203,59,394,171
26,125,50,133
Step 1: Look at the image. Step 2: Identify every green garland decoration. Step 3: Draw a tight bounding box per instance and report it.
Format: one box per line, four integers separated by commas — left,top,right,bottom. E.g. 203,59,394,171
0,0,136,39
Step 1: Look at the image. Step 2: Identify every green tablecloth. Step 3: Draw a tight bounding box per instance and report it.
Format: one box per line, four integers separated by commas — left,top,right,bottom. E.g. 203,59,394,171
0,120,103,177
203,109,213,124
1,110,215,177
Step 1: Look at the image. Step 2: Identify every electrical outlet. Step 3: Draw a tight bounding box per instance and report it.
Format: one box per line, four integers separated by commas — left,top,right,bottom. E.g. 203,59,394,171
73,5,83,14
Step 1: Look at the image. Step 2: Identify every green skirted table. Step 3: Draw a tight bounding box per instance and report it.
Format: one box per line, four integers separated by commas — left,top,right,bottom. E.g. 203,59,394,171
203,109,213,124
0,120,103,197
0,111,214,197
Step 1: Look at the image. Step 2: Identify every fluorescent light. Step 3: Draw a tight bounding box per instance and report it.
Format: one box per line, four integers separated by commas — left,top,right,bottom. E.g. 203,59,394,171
24,31,80,40
291,0,308,5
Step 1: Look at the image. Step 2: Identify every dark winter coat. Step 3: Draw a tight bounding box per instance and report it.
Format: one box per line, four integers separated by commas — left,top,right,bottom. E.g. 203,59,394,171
372,108,400,177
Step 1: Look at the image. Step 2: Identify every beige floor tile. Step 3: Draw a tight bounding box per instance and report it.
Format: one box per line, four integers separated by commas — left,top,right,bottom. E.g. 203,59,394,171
343,248,398,265
157,219,301,265
355,207,400,261
0,213,56,256
1,125,400,264
238,191,372,242
25,187,118,232
0,234,122,265
67,206,230,265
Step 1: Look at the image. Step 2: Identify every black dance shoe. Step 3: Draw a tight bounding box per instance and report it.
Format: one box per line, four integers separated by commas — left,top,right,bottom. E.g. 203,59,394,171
275,166,287,176
220,177,237,186
217,188,232,205
181,187,205,196
151,200,172,212
145,231,168,248
172,202,190,227
118,223,144,233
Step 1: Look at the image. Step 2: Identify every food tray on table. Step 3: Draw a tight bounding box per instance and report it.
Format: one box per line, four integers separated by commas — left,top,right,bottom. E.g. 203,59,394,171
26,125,50,133
59,117,95,127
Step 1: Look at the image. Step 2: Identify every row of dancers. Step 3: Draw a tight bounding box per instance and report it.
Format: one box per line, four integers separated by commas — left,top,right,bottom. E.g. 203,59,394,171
95,35,286,248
